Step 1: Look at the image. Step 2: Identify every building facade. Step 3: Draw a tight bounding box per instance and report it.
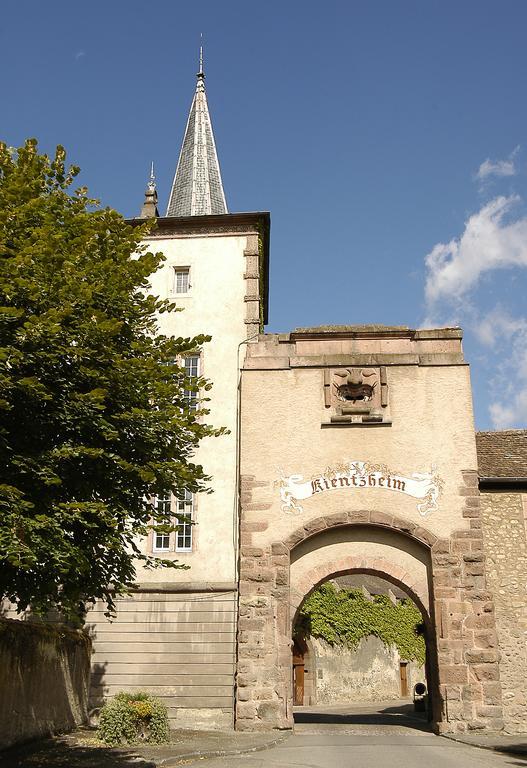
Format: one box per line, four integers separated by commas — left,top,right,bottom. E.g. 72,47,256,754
85,61,527,735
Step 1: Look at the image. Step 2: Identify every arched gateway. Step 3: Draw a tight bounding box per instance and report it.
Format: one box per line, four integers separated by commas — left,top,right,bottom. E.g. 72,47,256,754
236,326,504,733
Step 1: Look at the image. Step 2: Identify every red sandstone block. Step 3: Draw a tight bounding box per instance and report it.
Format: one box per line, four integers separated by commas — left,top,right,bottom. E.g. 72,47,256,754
413,526,438,547
370,511,394,527
239,618,266,631
303,516,328,534
434,588,458,599
465,649,499,664
433,570,451,587
237,702,257,719
241,546,265,558
473,632,498,649
347,510,370,523
241,521,269,532
461,472,479,487
275,569,289,586
440,665,469,684
394,519,418,536
471,663,500,681
463,552,484,562
459,487,480,497
476,705,503,719
271,542,288,555
464,563,485,576
433,554,460,567
285,529,306,548
322,512,349,526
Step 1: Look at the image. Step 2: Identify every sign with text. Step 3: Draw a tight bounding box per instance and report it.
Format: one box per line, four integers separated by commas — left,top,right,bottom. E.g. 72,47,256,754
278,460,443,517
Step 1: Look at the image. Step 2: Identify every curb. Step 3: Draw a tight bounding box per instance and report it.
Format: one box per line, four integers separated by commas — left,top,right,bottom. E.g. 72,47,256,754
140,734,290,766
441,733,527,757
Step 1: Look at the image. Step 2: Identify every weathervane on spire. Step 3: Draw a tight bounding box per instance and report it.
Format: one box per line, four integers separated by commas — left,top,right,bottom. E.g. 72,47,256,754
148,161,156,191
198,34,204,79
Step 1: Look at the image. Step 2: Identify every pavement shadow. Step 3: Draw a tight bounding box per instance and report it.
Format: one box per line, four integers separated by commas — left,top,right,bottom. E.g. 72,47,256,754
496,753,527,765
0,737,156,768
294,702,432,732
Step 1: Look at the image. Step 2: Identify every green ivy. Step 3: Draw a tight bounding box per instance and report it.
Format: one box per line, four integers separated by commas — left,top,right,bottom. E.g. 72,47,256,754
98,691,170,746
297,583,426,664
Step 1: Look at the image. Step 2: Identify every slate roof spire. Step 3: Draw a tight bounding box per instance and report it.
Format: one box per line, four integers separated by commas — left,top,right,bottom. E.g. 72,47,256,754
166,46,228,217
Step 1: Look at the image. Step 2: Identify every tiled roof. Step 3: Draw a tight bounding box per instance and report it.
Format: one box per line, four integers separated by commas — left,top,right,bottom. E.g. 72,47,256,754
476,430,527,478
166,70,227,217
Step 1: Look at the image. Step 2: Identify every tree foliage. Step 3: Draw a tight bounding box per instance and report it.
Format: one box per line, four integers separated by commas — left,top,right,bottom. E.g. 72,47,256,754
297,582,426,664
0,139,222,618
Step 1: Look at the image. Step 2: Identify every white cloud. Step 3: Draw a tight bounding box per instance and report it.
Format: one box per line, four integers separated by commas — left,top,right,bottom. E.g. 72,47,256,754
473,306,527,348
425,195,527,306
490,390,527,429
423,199,527,429
475,146,519,181
476,158,515,180
472,306,527,427
75,51,86,60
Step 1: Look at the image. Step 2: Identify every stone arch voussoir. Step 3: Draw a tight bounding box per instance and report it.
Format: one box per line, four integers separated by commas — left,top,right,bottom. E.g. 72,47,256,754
283,509,444,552
289,555,430,626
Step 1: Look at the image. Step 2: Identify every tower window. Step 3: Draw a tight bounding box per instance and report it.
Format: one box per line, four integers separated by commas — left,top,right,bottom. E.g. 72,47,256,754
152,492,172,551
184,355,200,411
175,490,194,551
151,490,195,553
173,267,190,294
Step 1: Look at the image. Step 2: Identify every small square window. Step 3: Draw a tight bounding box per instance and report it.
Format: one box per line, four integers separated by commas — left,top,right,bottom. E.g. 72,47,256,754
173,267,190,294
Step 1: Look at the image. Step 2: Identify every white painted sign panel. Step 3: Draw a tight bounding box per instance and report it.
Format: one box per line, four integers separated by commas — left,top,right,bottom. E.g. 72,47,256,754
278,460,443,517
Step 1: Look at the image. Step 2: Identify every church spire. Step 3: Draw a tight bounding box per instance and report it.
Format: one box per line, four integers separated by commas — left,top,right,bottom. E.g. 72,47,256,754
166,47,228,217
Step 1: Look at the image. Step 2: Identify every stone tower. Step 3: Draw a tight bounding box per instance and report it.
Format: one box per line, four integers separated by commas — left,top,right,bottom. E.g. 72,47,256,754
88,53,270,731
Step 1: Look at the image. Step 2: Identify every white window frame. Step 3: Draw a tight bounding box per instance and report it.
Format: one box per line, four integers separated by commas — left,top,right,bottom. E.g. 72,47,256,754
175,490,194,552
183,354,200,412
151,490,195,553
172,266,190,295
152,491,172,552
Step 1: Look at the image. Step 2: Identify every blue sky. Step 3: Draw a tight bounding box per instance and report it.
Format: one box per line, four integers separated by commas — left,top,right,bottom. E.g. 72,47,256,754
3,0,527,429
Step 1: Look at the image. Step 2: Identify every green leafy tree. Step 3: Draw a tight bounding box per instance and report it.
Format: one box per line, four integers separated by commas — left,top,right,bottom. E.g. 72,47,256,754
0,139,222,618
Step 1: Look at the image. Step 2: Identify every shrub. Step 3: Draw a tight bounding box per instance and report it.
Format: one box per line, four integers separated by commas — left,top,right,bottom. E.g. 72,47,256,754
98,692,170,746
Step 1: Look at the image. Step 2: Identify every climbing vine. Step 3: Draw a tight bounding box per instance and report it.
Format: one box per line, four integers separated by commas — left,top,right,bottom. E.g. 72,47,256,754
296,583,426,664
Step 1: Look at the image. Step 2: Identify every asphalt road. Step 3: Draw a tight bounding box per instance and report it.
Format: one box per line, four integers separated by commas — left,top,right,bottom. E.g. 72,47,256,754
185,733,524,768
185,703,525,768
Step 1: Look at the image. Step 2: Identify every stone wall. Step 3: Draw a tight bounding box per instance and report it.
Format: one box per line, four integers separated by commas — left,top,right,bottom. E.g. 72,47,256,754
311,635,425,703
480,491,527,733
0,617,91,749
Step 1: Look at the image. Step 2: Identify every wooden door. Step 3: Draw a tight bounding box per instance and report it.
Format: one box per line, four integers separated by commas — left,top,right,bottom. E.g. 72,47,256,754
292,640,305,705
400,662,408,698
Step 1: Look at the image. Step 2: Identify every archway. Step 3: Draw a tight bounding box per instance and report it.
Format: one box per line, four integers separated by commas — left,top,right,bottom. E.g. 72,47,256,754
291,567,435,730
236,512,447,732
236,509,502,733
287,524,438,729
